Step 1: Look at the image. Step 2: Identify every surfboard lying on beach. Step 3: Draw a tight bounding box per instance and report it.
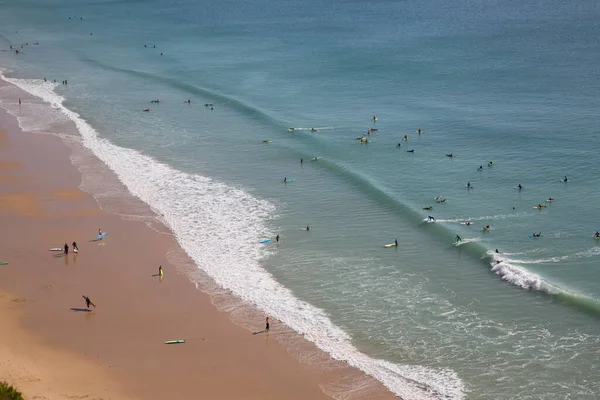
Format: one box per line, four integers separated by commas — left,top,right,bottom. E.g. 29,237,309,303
165,340,186,344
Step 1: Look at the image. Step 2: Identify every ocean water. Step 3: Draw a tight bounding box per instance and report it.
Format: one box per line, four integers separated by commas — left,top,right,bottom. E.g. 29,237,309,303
1,0,600,398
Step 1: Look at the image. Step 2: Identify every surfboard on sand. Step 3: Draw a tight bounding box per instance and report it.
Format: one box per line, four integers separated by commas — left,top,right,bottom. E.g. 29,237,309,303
165,340,186,344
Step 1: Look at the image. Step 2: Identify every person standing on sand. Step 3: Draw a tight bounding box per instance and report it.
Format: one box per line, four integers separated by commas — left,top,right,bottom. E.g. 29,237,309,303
265,317,270,332
98,228,102,236
64,242,69,255
82,295,96,309
159,266,163,276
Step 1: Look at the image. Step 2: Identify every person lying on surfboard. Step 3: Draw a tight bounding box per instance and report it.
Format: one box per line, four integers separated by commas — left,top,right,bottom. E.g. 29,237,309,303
423,206,433,211
532,232,542,237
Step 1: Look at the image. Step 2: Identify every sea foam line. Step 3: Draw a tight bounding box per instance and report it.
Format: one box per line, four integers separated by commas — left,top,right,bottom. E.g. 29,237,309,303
0,73,465,400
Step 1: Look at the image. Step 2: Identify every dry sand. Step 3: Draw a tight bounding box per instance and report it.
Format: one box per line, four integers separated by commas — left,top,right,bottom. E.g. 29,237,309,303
0,106,396,399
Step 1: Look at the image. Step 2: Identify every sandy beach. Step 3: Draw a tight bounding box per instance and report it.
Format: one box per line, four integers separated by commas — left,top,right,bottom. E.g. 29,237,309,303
0,104,396,399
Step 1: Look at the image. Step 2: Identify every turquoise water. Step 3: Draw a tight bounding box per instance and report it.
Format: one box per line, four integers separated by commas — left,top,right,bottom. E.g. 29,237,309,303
2,0,600,398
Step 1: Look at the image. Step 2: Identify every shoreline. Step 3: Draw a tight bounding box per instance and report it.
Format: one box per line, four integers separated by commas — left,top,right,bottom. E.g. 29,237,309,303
0,88,396,399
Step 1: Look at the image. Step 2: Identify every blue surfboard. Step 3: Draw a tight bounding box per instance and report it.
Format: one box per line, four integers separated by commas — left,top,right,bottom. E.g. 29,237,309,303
96,232,107,240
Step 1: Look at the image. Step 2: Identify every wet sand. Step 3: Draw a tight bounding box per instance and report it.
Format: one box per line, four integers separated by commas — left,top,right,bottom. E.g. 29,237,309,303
0,107,396,399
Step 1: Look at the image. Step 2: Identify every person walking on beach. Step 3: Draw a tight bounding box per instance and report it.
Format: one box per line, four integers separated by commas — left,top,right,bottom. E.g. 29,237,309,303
64,242,69,255
265,317,270,332
72,241,78,252
82,295,96,309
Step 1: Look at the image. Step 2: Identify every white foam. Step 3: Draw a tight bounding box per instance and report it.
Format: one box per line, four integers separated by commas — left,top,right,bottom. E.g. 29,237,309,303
489,254,545,291
0,73,465,400
438,212,529,224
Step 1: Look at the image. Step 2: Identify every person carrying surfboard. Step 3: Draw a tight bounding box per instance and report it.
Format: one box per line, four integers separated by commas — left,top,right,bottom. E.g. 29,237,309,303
159,266,163,276
82,295,96,309
72,241,78,253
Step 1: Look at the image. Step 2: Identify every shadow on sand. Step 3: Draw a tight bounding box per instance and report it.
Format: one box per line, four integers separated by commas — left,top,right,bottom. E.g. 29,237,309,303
70,308,92,312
